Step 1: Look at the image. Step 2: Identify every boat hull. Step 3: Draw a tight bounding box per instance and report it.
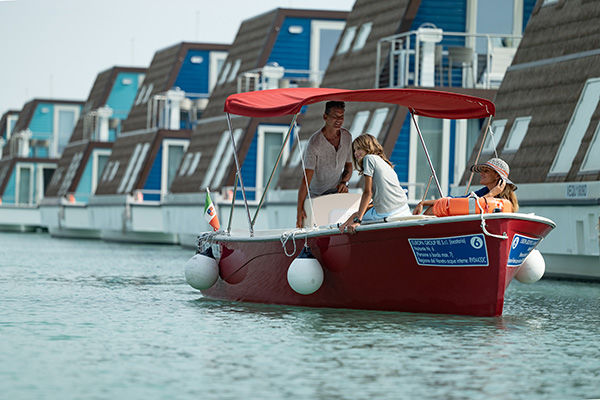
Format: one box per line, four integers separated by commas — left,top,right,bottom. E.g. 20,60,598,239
201,215,554,316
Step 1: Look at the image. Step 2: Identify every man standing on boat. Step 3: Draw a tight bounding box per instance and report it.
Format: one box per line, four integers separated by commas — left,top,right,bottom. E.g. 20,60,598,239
296,101,353,228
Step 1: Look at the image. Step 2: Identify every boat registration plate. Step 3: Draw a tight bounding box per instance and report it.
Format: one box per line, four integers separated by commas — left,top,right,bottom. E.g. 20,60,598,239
408,234,488,267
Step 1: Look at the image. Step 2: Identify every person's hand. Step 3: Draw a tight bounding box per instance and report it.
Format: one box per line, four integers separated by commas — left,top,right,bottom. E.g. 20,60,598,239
413,202,423,215
345,222,360,234
296,208,306,228
490,179,506,196
336,182,349,193
339,213,357,233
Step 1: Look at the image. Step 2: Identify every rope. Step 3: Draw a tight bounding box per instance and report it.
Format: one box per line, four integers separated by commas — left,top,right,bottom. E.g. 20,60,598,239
196,231,220,254
469,191,508,240
280,228,309,257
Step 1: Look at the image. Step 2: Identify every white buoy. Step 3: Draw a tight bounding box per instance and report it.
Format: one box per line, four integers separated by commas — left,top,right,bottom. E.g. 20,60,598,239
287,247,324,295
515,249,545,283
185,249,219,290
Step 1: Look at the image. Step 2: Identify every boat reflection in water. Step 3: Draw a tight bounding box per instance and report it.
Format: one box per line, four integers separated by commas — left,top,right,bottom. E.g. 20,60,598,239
186,88,556,317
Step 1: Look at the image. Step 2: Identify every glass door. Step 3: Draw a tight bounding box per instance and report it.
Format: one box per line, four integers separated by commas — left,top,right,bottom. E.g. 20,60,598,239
310,20,345,85
17,165,33,205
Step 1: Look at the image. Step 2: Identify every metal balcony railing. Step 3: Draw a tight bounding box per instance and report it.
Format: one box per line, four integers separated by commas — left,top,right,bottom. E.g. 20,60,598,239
237,66,324,93
146,91,210,131
376,26,522,90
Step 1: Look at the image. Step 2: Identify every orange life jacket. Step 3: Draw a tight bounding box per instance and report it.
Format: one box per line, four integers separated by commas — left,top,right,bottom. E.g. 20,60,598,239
432,196,513,217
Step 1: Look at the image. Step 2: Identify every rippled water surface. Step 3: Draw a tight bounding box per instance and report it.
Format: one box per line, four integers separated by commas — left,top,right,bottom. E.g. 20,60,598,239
1,232,599,400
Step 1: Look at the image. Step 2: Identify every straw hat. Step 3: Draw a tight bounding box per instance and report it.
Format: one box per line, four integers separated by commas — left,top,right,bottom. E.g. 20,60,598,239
471,158,516,187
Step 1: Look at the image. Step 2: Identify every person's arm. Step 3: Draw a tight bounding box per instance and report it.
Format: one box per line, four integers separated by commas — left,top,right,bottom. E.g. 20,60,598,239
336,162,353,193
413,199,436,215
339,176,373,233
296,169,314,228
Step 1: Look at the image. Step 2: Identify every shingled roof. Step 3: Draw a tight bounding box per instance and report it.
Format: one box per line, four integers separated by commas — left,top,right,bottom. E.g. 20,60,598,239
460,0,600,185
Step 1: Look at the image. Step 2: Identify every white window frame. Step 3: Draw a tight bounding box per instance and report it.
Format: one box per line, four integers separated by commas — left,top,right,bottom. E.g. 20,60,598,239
210,128,243,189
53,105,80,157
503,116,531,153
352,22,372,52
187,152,202,176
59,151,83,195
135,85,147,106
550,78,600,175
228,59,241,83
365,107,389,140
337,26,357,55
209,51,228,91
255,125,290,192
142,83,154,104
218,62,232,85
15,162,34,205
349,110,370,140
542,0,559,6
109,161,120,182
125,142,150,193
101,161,113,182
92,149,112,193
310,20,345,84
580,121,600,173
118,143,142,193
179,153,193,177
201,131,230,189
161,139,189,199
6,114,18,140
289,140,308,167
408,116,450,201
482,119,507,154
35,162,56,203
453,119,468,185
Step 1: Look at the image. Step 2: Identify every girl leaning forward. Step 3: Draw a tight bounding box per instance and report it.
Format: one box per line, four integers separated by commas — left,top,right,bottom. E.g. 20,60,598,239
339,134,411,233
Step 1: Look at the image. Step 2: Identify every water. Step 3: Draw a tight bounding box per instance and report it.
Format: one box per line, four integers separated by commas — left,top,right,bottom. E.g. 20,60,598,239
1,232,599,400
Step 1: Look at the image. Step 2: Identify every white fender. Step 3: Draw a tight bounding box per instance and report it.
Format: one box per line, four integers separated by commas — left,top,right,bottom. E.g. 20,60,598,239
515,249,545,284
185,251,219,290
287,247,324,295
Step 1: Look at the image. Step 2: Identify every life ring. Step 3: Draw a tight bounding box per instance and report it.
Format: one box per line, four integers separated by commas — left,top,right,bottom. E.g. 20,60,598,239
432,196,512,217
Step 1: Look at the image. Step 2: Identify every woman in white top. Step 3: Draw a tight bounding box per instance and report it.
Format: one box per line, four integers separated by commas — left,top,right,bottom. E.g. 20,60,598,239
340,134,410,233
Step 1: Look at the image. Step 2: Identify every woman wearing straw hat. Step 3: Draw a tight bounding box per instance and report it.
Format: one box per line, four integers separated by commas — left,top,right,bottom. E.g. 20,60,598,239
413,157,519,215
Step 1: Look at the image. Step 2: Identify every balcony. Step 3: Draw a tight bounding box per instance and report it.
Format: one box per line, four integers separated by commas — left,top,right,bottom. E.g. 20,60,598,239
376,25,521,90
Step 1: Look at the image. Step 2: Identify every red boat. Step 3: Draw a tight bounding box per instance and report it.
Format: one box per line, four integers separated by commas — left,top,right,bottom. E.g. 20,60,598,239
186,88,556,317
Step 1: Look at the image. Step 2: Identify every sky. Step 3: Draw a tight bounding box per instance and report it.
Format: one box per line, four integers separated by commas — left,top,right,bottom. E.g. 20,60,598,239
0,0,355,115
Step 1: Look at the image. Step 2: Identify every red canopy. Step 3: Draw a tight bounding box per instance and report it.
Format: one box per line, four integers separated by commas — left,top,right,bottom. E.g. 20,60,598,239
224,88,495,119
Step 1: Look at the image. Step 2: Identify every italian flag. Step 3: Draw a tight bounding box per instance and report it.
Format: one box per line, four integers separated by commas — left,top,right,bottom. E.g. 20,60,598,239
204,189,220,231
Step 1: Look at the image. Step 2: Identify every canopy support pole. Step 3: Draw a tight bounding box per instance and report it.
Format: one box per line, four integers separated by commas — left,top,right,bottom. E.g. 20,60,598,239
251,113,299,227
410,110,444,197
226,113,253,237
465,115,493,194
226,172,238,234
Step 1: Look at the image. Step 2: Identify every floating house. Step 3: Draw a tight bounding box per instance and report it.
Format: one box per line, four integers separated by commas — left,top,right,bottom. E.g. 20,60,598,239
455,0,600,280
0,98,83,231
87,42,229,243
167,0,534,239
39,66,146,238
164,8,348,245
